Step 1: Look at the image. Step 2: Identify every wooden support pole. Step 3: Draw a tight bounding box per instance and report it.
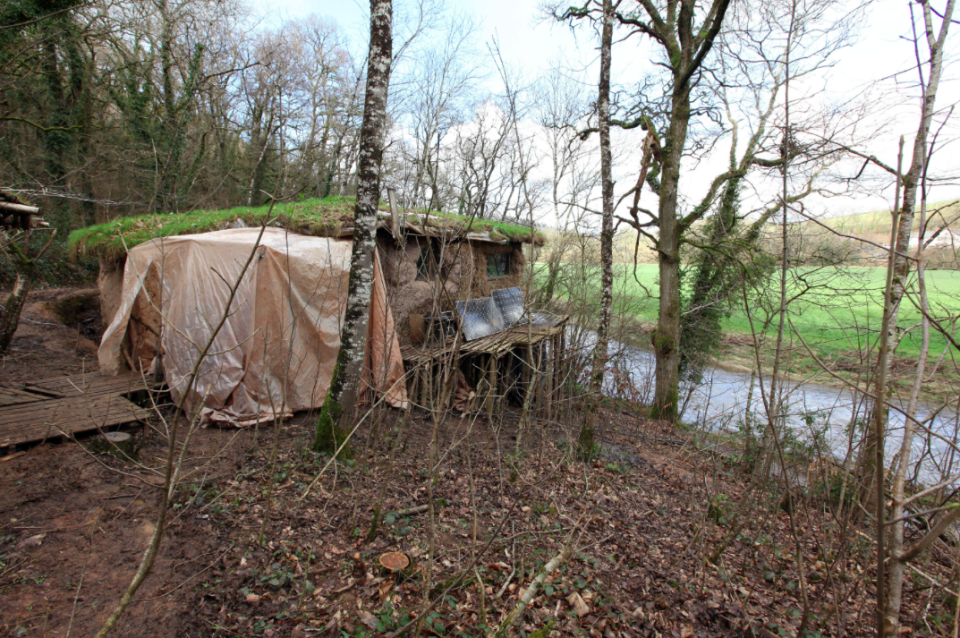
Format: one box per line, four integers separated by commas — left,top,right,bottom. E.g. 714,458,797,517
544,339,551,420
485,355,497,419
551,332,561,421
558,330,567,423
532,342,543,417
420,365,429,411
410,367,420,408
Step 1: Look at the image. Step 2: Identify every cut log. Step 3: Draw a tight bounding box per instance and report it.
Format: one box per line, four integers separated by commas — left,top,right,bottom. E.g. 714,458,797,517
379,551,410,573
0,201,39,215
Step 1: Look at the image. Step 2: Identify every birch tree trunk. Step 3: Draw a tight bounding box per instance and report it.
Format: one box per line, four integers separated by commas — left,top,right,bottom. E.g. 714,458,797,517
314,0,393,452
885,154,931,637
578,0,614,459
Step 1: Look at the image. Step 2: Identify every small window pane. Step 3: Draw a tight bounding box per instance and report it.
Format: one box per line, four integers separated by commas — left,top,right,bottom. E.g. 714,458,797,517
416,245,432,280
486,253,510,278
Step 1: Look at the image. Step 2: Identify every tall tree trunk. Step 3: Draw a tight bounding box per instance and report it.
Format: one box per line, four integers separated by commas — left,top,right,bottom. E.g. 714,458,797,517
247,105,274,208
42,39,68,184
314,0,393,451
157,0,177,212
651,86,691,422
885,142,929,637
578,0,614,459
321,131,344,199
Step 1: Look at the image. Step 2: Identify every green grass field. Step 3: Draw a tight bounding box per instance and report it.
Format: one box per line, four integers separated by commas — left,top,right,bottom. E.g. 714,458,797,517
554,264,960,363
809,200,960,237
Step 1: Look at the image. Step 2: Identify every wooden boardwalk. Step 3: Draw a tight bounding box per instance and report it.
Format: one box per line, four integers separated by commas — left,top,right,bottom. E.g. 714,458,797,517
0,372,157,449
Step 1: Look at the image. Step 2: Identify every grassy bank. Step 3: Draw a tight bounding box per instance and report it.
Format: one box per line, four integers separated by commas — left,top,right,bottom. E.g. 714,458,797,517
605,264,959,360
544,263,960,398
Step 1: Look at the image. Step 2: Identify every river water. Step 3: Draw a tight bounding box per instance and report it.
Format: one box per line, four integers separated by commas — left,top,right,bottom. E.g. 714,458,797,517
583,332,960,486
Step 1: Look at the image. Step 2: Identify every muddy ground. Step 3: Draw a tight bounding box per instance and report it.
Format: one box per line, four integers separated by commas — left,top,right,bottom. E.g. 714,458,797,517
0,287,102,384
0,287,957,637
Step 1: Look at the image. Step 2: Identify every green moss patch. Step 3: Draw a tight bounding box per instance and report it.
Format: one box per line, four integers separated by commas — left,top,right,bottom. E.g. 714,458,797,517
68,196,356,261
404,208,544,244
68,196,544,260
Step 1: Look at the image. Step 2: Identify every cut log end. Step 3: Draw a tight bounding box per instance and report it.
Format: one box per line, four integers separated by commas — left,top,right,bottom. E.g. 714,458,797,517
90,431,137,460
379,551,410,572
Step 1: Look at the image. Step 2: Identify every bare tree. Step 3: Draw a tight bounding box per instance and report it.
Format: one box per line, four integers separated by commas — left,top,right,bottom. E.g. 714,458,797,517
860,0,955,519
551,0,735,422
878,4,956,634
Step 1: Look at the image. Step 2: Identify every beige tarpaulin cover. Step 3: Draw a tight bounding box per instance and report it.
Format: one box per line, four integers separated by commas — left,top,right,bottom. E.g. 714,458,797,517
99,228,408,425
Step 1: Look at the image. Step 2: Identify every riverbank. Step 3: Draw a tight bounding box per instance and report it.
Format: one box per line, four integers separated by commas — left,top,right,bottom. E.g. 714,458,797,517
588,309,960,408
544,263,960,404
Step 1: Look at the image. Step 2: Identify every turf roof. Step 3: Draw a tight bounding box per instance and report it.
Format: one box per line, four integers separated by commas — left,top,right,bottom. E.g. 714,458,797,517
68,196,544,260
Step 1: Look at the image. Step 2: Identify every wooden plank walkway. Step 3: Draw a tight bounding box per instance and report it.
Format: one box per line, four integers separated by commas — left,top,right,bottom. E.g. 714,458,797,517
0,372,157,449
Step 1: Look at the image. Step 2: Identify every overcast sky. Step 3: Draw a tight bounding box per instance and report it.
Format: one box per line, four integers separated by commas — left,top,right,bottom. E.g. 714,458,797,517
264,0,960,221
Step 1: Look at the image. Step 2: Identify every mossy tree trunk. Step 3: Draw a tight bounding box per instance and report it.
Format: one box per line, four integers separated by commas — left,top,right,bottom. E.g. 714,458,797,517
314,0,393,452
629,0,733,423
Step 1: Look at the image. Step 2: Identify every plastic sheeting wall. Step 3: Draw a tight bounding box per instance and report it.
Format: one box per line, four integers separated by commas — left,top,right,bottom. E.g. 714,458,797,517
99,228,408,425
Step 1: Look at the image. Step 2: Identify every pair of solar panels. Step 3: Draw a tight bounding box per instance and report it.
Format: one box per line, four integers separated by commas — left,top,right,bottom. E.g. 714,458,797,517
455,287,527,341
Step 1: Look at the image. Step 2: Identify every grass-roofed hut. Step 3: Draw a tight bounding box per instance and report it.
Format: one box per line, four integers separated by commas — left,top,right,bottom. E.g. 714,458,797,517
70,197,569,420
70,196,568,419
68,196,544,336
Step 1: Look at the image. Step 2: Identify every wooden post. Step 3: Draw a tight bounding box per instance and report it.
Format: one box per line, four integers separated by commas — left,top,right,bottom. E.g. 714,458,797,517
551,332,561,421
419,365,429,411
409,366,420,408
532,341,543,417
485,355,497,419
558,330,567,424
542,339,552,419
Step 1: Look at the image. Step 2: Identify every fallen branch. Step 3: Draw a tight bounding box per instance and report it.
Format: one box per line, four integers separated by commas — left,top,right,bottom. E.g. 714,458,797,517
492,545,573,638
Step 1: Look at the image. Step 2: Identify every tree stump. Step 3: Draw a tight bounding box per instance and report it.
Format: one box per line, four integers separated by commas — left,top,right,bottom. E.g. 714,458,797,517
91,431,137,460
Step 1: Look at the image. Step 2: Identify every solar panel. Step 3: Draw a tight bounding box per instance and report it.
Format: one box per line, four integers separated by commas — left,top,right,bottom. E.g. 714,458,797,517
455,297,504,341
530,312,561,327
492,287,526,328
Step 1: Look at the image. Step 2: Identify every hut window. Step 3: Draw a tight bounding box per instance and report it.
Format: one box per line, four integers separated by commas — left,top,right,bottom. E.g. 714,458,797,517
486,253,511,279
416,242,439,280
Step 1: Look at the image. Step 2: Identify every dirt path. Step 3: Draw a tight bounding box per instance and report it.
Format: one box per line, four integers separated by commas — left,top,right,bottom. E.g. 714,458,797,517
0,287,102,385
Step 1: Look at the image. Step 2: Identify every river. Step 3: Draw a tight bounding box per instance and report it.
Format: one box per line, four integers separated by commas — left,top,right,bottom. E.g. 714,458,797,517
579,331,960,486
